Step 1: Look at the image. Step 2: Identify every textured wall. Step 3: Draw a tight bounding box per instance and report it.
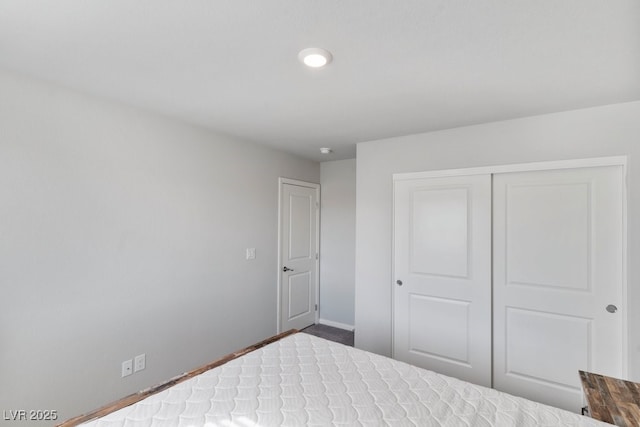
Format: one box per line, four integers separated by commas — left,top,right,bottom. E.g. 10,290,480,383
319,159,356,328
0,69,319,423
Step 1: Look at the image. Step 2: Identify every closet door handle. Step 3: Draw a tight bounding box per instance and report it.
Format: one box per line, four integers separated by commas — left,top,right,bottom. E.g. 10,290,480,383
283,266,294,272
396,280,403,286
606,304,618,313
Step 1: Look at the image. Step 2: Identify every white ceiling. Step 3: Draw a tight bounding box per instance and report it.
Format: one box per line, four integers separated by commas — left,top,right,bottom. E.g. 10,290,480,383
1,1,639,162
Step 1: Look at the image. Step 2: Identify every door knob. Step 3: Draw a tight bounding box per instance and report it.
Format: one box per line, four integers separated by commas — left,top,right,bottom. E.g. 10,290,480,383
396,280,403,286
283,266,294,272
606,304,618,313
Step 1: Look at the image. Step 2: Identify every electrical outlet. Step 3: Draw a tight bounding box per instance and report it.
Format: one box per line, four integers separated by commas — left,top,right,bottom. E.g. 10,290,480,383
246,248,256,260
121,359,133,377
134,354,146,372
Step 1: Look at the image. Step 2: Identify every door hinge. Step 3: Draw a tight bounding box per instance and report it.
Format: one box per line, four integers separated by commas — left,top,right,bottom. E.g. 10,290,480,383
316,253,319,260
315,304,318,311
315,201,319,209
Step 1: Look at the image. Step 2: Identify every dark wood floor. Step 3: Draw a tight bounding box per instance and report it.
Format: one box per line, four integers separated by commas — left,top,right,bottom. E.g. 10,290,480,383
301,323,354,346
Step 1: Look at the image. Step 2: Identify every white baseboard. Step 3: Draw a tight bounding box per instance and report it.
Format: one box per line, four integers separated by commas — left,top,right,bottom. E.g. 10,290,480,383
318,318,355,332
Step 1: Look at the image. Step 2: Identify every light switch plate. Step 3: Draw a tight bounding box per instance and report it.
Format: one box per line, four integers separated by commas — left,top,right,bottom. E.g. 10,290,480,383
246,248,256,260
121,359,133,377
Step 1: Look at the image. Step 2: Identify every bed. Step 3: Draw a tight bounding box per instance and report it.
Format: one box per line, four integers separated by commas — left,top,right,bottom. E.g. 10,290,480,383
59,330,609,426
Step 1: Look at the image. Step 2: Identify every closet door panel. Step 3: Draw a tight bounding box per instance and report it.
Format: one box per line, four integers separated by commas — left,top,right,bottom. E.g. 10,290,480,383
493,166,624,413
393,174,492,387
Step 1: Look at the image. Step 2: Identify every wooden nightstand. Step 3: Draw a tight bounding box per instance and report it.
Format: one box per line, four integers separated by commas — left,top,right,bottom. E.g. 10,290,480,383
579,370,640,426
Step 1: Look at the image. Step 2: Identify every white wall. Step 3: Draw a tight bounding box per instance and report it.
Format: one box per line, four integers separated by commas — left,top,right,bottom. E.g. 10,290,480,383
355,101,640,380
0,69,319,423
319,159,356,329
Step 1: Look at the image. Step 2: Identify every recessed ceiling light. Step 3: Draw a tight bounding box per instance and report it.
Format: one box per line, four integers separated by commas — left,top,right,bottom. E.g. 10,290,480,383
320,147,333,154
299,48,333,68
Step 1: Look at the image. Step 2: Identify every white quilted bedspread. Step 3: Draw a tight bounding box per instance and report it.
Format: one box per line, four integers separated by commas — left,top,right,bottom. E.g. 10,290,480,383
82,333,609,426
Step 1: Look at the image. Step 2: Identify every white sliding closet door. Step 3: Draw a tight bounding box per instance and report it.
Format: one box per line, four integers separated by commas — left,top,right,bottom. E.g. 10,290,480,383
393,175,492,387
493,166,624,412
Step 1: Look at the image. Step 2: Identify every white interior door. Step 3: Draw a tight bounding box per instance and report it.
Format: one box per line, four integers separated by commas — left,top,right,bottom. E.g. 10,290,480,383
493,166,624,412
393,174,492,387
279,180,319,332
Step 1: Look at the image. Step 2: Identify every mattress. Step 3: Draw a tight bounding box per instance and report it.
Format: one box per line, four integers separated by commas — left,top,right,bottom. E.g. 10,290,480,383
79,333,609,426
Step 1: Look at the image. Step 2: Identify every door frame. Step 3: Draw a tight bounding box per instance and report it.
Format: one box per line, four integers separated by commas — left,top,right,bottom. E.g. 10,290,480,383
277,177,320,333
392,156,628,377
